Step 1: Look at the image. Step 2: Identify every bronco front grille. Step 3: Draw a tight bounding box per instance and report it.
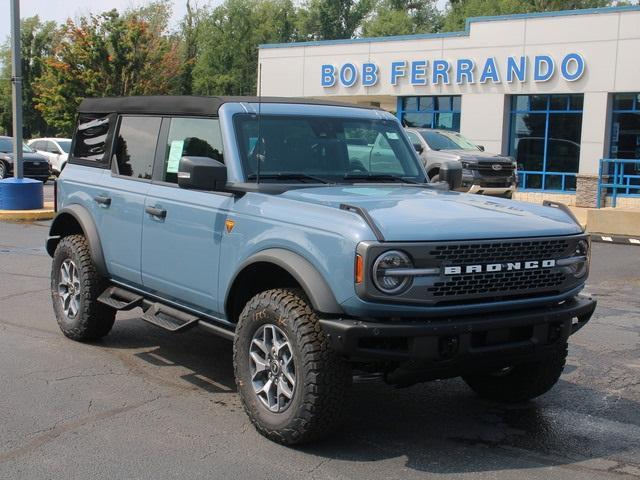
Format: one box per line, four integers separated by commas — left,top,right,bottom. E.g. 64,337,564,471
428,269,566,298
429,239,569,264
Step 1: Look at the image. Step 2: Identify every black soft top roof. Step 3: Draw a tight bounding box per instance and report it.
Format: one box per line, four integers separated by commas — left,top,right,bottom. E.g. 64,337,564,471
78,96,375,116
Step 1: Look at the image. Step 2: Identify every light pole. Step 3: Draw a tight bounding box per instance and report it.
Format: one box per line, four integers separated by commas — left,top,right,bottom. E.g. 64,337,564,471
10,0,23,179
0,0,43,210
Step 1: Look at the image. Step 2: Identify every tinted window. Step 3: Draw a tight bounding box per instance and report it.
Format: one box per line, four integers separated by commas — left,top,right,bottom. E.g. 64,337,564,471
162,117,223,183
71,114,112,166
114,116,161,180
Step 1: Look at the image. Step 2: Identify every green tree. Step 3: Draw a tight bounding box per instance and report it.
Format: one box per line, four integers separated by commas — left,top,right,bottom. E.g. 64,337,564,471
35,3,181,135
442,0,613,32
192,0,297,96
297,0,373,40
0,16,57,138
363,0,442,36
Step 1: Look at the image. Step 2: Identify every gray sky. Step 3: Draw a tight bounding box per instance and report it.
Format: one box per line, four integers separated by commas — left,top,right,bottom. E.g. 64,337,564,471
0,0,195,43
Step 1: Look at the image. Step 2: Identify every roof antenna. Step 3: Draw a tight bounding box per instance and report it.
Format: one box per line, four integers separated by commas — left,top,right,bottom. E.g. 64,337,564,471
256,62,263,184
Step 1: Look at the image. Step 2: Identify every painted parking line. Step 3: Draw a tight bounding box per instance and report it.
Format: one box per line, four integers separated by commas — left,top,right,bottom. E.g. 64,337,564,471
591,234,640,246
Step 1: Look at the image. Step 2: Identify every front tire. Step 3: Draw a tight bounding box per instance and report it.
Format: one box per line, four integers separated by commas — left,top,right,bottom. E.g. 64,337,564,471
462,343,568,403
51,235,116,341
0,161,6,179
233,289,351,445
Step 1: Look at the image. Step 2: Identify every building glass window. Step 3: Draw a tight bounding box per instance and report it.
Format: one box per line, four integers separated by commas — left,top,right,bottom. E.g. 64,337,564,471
509,94,583,191
610,93,640,160
398,96,461,132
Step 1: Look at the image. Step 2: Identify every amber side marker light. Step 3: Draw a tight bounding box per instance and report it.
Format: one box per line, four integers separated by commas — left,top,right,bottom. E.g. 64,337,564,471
225,219,235,233
355,254,364,284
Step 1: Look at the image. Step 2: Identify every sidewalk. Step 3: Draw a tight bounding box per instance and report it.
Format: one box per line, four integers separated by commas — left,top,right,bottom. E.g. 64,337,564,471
0,201,55,221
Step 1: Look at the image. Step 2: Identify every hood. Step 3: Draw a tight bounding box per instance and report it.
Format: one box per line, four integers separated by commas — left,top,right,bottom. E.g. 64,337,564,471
280,185,581,241
435,149,512,163
0,152,48,164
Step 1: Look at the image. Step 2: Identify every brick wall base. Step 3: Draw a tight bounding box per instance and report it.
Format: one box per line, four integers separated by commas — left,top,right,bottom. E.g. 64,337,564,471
575,174,601,208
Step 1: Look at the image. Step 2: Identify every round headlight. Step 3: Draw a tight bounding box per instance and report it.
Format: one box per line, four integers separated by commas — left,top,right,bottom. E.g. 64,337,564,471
570,239,589,278
372,250,413,294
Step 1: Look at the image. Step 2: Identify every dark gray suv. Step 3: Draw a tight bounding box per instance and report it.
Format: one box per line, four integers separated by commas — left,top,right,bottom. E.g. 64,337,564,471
406,128,517,198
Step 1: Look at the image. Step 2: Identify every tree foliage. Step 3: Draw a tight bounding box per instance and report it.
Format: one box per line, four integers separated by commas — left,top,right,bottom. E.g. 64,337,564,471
35,2,181,135
442,0,612,32
0,17,57,137
363,0,443,37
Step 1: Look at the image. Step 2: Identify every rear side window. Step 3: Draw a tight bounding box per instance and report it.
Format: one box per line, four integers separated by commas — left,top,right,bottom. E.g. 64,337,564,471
161,117,224,183
71,114,113,167
113,116,161,180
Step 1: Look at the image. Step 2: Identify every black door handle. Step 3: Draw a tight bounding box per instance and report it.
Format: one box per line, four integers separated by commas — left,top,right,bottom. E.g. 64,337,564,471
145,205,167,219
94,195,111,206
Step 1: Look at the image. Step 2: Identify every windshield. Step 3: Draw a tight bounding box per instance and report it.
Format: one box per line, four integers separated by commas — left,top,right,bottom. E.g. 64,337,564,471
235,115,425,183
420,130,480,151
57,140,72,153
0,138,33,153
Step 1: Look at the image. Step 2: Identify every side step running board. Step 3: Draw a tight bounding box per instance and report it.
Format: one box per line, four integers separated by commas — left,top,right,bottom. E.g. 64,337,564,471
97,284,235,338
98,286,144,310
141,303,200,332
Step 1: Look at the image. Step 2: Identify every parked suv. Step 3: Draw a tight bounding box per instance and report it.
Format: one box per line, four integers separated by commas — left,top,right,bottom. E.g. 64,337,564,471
47,96,595,445
406,128,517,198
0,136,51,181
28,137,71,176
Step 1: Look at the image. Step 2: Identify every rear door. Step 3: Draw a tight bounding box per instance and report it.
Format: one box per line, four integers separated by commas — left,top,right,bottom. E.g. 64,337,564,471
97,115,161,286
141,116,232,315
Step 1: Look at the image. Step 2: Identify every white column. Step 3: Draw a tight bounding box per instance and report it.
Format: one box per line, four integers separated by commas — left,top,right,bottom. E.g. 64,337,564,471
578,92,610,175
459,93,507,155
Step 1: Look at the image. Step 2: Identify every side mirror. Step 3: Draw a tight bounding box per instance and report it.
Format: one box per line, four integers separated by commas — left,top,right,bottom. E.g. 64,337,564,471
439,161,463,191
413,143,424,154
477,145,485,151
178,156,227,191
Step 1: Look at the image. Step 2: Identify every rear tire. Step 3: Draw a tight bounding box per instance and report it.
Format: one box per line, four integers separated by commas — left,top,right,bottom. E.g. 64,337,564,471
51,235,115,341
233,288,351,445
0,162,6,179
462,343,567,403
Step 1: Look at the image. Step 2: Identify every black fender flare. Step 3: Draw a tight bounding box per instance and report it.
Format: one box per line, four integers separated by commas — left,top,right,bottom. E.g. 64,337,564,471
46,205,108,276
426,163,441,179
226,248,343,315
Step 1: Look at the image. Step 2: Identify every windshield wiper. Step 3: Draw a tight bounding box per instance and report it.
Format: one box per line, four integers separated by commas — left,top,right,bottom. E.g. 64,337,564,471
247,173,330,184
342,174,422,184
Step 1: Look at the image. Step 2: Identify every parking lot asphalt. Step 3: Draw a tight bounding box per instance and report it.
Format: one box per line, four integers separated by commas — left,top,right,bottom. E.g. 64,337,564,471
0,220,639,480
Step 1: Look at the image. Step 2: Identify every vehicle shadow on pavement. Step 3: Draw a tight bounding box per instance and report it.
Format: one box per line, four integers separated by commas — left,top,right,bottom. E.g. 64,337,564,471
97,315,237,394
98,316,639,475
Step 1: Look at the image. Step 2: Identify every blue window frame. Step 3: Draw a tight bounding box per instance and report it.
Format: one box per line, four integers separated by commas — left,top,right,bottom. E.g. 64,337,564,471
509,94,583,192
397,96,461,131
608,93,640,195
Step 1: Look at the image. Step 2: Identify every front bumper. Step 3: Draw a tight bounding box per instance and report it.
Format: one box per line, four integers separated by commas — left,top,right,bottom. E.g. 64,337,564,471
320,294,595,370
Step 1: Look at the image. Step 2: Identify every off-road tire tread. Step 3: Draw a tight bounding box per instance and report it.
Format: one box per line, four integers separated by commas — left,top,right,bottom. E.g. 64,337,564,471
234,288,350,445
51,234,115,341
462,343,568,403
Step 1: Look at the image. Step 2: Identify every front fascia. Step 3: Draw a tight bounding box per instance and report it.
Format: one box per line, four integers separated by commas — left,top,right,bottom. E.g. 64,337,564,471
355,233,590,308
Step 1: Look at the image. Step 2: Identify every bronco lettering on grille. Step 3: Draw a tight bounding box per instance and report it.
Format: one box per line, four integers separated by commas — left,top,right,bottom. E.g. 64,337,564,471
444,259,556,275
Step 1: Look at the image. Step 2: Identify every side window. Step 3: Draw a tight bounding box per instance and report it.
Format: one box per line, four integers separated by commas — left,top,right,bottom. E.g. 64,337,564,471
71,113,113,167
113,116,161,180
31,141,42,151
407,131,421,145
162,117,223,183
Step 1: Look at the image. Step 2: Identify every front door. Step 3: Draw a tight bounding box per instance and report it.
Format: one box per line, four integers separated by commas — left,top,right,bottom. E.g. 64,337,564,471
141,116,231,315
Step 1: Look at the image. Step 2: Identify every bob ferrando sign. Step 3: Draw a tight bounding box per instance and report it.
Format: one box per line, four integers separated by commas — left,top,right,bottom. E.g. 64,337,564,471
321,53,585,88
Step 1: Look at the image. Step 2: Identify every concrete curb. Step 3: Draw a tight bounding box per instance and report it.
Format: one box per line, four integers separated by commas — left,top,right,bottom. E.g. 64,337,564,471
590,233,640,246
0,202,54,221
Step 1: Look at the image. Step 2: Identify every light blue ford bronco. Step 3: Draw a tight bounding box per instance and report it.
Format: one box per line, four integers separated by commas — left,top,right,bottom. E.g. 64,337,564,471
47,96,596,445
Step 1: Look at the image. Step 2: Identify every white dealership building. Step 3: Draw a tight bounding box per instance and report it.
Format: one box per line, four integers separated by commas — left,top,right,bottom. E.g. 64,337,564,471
258,6,640,206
